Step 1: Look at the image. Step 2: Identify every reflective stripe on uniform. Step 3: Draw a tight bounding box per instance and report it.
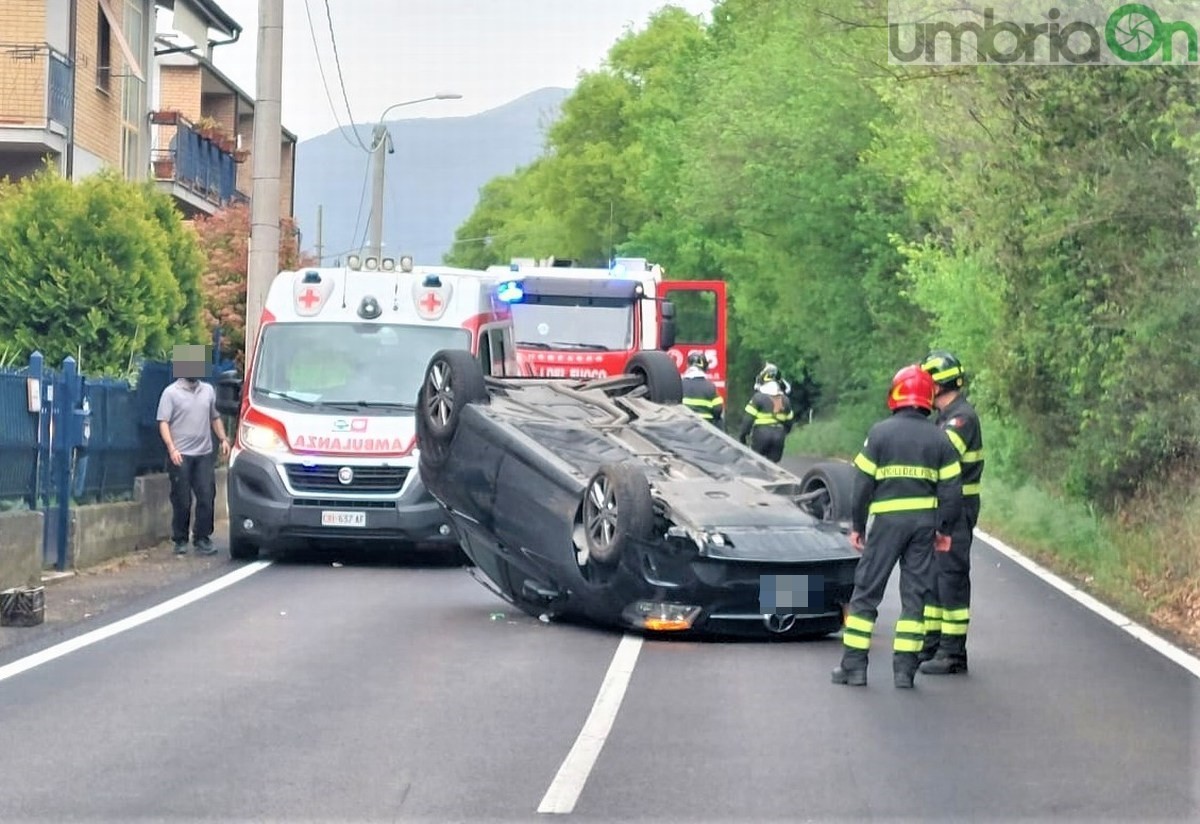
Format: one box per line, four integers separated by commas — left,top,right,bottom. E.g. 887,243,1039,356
923,604,943,633
939,461,961,480
874,464,938,482
684,396,723,420
893,618,925,652
744,403,793,427
940,606,970,636
842,613,873,650
963,482,982,496
868,496,938,515
853,452,877,475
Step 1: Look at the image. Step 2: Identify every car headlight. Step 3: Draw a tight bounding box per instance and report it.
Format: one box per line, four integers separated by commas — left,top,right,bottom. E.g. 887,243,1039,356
240,420,288,454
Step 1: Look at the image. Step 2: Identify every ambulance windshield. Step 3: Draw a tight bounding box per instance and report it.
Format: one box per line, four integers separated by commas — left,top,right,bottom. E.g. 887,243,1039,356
511,295,633,351
250,323,471,412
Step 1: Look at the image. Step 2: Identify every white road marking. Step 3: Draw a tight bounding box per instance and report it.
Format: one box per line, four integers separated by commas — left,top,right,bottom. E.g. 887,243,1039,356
538,632,644,815
978,528,1200,680
0,560,272,685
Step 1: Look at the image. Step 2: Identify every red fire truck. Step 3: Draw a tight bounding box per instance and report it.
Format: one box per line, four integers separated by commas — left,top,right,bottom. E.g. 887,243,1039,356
487,257,729,399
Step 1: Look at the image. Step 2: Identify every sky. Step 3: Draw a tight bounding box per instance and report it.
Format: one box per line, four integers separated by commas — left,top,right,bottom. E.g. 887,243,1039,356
206,0,714,140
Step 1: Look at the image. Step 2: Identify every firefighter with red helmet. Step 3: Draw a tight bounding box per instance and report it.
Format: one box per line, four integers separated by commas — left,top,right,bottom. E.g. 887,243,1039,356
681,352,725,429
917,349,984,675
737,364,794,462
831,364,963,689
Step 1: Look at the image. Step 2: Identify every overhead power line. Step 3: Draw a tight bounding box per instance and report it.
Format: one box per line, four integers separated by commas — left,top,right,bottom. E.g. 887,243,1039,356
323,0,372,153
301,0,365,152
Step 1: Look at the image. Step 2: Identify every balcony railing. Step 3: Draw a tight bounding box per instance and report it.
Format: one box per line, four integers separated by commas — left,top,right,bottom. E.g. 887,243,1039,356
150,115,247,208
0,43,74,132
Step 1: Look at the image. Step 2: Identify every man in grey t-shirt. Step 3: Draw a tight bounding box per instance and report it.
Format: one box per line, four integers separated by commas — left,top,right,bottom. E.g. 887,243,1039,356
157,346,231,555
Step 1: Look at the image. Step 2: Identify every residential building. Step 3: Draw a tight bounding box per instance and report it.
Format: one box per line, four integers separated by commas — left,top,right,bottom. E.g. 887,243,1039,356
150,0,297,219
0,0,296,223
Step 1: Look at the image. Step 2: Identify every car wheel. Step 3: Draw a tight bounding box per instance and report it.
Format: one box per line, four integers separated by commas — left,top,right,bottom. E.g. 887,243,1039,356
417,349,489,465
799,461,856,523
581,462,655,567
625,351,683,405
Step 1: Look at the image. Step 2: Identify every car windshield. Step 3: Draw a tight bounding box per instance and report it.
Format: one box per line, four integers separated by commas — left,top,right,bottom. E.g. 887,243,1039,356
511,295,634,351
250,323,471,413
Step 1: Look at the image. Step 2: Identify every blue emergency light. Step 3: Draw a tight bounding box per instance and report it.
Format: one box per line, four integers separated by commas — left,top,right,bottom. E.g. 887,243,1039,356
497,280,524,303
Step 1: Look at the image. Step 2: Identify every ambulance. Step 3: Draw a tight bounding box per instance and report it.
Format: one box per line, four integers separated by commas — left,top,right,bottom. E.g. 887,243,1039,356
217,255,519,560
485,257,730,399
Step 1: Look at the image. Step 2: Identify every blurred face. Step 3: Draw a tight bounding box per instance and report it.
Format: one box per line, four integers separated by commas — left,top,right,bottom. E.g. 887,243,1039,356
173,344,208,383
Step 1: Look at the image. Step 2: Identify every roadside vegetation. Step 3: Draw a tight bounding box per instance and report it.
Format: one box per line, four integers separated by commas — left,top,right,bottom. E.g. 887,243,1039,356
445,0,1200,649
0,168,305,374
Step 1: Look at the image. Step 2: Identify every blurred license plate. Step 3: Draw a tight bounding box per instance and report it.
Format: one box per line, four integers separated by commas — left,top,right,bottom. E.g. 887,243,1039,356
322,511,366,527
760,574,825,614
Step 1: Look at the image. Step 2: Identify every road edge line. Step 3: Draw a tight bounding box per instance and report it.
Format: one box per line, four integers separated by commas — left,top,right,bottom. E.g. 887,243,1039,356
977,528,1200,680
0,560,272,685
537,632,644,815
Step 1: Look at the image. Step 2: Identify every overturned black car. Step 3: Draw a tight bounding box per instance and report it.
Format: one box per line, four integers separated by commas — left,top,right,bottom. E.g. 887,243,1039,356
415,349,862,638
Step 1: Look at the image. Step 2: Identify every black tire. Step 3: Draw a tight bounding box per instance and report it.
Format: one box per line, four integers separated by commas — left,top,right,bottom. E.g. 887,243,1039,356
799,461,857,523
581,462,655,567
625,351,683,405
229,534,259,561
417,349,489,467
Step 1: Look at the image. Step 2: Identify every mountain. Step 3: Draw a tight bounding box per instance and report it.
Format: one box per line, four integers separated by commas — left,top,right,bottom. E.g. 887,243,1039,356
292,87,570,265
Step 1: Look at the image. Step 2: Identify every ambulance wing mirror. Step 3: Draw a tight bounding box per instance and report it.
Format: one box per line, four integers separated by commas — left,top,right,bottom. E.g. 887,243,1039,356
215,369,243,416
659,300,677,350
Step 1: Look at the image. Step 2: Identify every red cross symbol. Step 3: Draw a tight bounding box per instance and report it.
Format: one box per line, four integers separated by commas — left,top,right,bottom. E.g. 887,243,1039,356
419,291,443,314
298,287,321,309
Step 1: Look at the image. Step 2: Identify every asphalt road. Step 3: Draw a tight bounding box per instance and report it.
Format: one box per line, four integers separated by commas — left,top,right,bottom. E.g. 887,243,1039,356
0,458,1197,823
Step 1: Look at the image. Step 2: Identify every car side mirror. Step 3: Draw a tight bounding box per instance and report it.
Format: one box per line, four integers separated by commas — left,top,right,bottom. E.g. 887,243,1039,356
215,371,243,416
660,320,677,351
659,301,677,350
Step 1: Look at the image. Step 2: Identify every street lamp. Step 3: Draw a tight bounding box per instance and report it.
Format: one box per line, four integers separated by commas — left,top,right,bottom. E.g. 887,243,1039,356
366,93,463,260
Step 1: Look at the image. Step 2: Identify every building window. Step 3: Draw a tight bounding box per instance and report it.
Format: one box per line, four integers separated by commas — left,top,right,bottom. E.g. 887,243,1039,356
96,8,112,91
120,0,146,179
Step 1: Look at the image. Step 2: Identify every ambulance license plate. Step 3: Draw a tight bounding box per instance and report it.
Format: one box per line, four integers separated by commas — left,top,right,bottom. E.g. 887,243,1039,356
322,510,366,528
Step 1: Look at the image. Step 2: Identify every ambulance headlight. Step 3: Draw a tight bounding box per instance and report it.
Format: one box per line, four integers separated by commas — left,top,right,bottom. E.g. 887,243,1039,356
381,257,396,271
497,280,524,303
240,421,288,454
365,257,379,270
400,255,414,273
347,255,362,271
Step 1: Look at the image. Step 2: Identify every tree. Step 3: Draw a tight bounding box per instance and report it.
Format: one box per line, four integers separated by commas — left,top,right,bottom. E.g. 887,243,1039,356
0,168,204,375
191,202,311,366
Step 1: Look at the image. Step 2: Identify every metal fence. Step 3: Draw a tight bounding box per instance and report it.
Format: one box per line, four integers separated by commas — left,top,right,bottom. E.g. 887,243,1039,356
0,354,237,508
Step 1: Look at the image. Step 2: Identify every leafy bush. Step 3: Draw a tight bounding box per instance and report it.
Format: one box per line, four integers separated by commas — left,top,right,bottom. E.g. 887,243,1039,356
0,168,204,375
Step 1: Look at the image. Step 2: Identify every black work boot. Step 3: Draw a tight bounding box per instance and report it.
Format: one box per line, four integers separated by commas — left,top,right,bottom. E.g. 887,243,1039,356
920,650,968,675
832,651,868,686
893,652,918,688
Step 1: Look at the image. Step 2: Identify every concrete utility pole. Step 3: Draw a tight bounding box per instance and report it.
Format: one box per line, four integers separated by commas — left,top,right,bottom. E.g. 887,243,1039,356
244,0,284,371
364,93,463,261
315,204,324,263
366,124,391,261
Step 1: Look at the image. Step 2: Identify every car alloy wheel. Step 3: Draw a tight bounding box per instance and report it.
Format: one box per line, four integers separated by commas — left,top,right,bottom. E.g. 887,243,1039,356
425,360,455,432
584,473,618,557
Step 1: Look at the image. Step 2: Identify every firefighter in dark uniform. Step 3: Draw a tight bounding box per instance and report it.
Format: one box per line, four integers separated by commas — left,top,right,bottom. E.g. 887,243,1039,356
681,352,724,429
918,350,984,675
831,364,963,689
737,364,794,462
